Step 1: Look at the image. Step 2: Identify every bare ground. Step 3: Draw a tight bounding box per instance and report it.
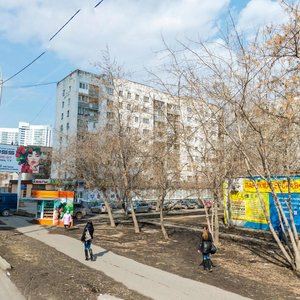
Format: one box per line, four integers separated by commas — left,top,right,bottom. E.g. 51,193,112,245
0,214,300,300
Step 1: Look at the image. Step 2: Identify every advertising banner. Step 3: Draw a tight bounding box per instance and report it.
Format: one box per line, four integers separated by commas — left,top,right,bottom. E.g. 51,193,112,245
225,177,300,232
16,145,41,173
0,144,20,172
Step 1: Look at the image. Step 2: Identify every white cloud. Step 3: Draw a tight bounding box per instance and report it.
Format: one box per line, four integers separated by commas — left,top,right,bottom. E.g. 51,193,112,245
0,0,230,76
237,0,286,32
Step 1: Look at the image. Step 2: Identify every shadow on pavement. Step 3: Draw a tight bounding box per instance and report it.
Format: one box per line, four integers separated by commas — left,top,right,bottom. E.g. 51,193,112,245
92,250,109,261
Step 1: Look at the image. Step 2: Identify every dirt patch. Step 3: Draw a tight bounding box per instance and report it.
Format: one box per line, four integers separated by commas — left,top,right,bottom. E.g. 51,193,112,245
48,218,300,300
0,228,150,300
1,213,300,300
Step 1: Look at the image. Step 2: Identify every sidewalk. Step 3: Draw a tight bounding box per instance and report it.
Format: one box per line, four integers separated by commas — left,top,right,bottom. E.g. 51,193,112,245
2,216,251,300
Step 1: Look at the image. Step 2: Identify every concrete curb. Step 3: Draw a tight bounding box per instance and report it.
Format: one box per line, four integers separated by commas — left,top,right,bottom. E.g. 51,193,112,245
0,256,11,271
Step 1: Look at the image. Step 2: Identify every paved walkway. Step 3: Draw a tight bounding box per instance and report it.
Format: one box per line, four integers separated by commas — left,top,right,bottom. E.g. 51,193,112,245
1,216,251,300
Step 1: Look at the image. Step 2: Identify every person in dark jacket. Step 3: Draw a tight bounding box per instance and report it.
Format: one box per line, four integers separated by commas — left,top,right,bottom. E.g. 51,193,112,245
198,225,213,272
81,221,94,261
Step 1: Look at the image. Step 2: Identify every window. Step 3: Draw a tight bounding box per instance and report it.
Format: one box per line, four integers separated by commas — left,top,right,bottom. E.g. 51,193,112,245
66,123,70,130
61,113,64,120
187,107,192,113
143,129,150,134
68,98,70,105
79,82,88,89
119,90,123,97
78,107,84,115
67,110,69,117
107,100,113,107
143,107,149,113
60,125,63,131
62,101,64,108
143,118,150,124
126,127,131,133
135,94,139,100
106,87,114,95
143,96,149,103
127,92,131,99
135,117,139,122
127,104,131,110
106,124,113,131
107,112,114,119
62,89,65,97
187,117,192,123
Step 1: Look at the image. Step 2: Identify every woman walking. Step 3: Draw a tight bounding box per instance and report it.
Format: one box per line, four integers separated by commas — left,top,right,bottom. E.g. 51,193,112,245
81,221,94,261
61,211,72,229
198,225,213,272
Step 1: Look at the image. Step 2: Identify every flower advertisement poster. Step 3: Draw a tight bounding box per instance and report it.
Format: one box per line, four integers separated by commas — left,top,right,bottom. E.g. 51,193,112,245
15,145,41,173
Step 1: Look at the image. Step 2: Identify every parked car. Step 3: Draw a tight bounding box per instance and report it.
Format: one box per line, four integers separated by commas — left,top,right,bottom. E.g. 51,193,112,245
127,201,151,213
181,200,196,209
90,202,108,214
73,202,87,220
0,193,17,216
149,201,158,210
172,200,183,210
187,199,203,209
162,201,171,211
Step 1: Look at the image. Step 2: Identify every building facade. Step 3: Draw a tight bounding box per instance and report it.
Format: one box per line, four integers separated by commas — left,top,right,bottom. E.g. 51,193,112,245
51,70,218,186
0,122,52,147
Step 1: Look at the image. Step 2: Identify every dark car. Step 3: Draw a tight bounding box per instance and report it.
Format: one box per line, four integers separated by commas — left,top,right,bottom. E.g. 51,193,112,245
0,193,17,216
73,202,87,219
127,201,151,213
181,200,196,209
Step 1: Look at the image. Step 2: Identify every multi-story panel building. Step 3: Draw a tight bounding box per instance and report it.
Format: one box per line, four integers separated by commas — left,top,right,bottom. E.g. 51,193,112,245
0,122,52,146
18,122,52,147
0,128,18,145
51,69,217,184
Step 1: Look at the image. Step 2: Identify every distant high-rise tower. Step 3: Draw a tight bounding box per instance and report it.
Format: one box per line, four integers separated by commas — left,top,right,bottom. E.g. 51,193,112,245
0,122,52,146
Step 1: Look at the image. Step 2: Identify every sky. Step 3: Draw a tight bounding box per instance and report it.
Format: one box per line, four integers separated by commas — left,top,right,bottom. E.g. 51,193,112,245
0,0,286,128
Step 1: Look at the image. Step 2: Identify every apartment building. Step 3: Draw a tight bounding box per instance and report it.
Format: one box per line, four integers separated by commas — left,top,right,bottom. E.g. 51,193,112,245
0,128,18,145
0,122,52,147
51,69,218,183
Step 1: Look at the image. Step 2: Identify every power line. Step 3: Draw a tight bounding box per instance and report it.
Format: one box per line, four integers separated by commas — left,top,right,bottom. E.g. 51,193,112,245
2,0,105,85
5,81,57,89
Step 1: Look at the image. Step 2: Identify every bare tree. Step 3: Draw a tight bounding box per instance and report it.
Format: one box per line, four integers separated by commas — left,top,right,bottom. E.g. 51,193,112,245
149,2,300,270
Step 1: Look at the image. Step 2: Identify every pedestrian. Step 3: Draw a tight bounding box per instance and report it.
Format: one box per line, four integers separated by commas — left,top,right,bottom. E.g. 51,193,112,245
198,225,213,272
61,210,72,229
81,220,94,261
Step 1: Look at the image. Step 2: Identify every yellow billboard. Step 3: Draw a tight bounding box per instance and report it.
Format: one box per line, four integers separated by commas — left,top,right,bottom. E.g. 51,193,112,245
243,179,300,193
229,192,269,224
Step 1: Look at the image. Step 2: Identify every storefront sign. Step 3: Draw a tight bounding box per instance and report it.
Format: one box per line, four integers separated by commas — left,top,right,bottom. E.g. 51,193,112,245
33,179,51,184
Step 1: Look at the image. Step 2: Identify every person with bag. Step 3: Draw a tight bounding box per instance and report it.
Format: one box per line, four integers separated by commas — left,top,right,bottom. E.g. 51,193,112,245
198,225,214,272
81,220,94,261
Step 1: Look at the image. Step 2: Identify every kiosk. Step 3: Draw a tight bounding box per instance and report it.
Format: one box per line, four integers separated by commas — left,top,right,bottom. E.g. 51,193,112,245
31,190,74,226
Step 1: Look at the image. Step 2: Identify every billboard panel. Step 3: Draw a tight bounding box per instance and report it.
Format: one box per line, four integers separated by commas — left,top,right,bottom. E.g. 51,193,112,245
225,177,300,232
16,145,41,173
0,144,20,172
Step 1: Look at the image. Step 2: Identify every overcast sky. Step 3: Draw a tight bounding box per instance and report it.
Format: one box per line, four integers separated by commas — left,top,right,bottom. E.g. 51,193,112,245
0,0,285,128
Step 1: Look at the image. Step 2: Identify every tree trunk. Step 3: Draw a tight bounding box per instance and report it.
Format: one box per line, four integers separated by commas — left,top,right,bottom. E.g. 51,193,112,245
127,193,140,233
103,190,116,228
213,193,219,245
160,206,169,240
